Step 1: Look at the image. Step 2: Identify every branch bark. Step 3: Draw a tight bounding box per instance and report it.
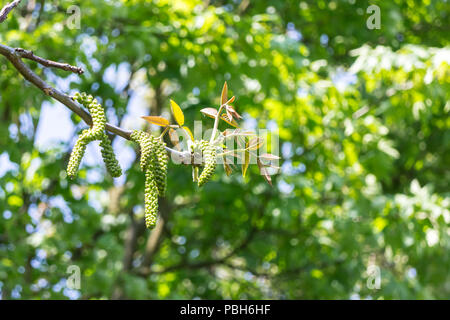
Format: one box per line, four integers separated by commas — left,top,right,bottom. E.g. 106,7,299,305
15,47,84,74
0,0,22,23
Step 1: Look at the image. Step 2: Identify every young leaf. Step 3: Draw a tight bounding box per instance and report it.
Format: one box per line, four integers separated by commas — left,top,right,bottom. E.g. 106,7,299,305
220,114,238,127
168,128,180,150
170,99,184,126
259,153,281,160
182,126,194,141
257,158,272,186
192,166,199,182
226,105,242,119
223,129,256,137
226,96,235,104
223,156,233,176
248,137,264,150
141,116,169,127
242,140,250,177
226,107,234,122
221,81,228,105
227,152,243,160
200,107,218,119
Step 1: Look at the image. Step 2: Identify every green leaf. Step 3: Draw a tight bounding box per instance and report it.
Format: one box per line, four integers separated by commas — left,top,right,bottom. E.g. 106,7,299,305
221,81,228,105
242,140,250,178
141,116,170,127
182,126,194,141
170,99,184,126
200,107,218,119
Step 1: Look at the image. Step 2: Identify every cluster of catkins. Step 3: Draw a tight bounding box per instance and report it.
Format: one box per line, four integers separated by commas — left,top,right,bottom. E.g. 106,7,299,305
67,92,122,179
191,140,217,187
130,130,168,229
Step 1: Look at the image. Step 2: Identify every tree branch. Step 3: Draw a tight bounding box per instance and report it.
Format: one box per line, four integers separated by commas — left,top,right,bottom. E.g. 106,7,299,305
0,42,193,162
15,47,84,74
0,0,22,23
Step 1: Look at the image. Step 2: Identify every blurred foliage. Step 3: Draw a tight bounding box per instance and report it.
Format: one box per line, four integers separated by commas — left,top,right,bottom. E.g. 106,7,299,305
0,0,449,299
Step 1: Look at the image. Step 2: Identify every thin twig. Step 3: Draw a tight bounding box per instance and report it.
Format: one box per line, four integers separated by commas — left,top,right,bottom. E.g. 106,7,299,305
0,0,22,23
15,47,84,74
0,42,193,162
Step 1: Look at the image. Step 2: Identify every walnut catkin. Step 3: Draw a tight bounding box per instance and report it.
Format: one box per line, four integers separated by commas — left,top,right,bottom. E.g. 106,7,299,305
67,92,122,179
151,135,168,196
130,130,168,229
193,140,217,187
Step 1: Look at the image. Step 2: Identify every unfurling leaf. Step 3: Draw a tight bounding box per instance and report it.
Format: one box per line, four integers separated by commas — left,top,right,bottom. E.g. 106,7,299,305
141,116,170,127
226,96,235,104
221,81,228,105
168,128,180,150
192,166,199,182
259,153,281,160
226,107,233,122
200,107,218,119
223,129,257,137
223,156,233,176
242,140,250,177
182,126,194,141
226,105,242,119
257,158,272,186
248,137,264,150
170,99,184,126
220,114,238,127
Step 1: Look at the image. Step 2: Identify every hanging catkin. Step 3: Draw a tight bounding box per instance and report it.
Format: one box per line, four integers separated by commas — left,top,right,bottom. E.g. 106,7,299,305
67,92,122,179
130,130,168,229
151,134,168,196
192,140,217,187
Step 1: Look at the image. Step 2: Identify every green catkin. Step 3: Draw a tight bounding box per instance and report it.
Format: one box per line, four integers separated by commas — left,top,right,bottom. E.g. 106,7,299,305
151,135,168,196
99,133,122,177
144,167,159,228
67,129,91,179
196,140,217,187
66,92,122,179
130,130,168,229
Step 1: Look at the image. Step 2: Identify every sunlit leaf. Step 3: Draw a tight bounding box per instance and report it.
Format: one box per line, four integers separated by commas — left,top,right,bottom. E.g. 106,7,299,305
226,107,233,122
223,156,233,176
248,137,264,150
192,166,199,182
259,153,281,160
226,96,235,104
182,126,194,141
223,129,257,137
227,152,243,160
242,140,250,177
220,114,238,127
226,105,242,119
221,81,228,105
257,158,272,186
168,128,180,151
200,107,218,119
170,99,184,126
141,116,169,127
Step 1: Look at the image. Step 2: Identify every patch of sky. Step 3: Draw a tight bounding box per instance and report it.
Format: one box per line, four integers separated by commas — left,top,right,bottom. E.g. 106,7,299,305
286,22,302,42
0,152,19,178
49,195,74,223
278,179,294,194
35,101,75,151
332,67,357,92
102,62,131,94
